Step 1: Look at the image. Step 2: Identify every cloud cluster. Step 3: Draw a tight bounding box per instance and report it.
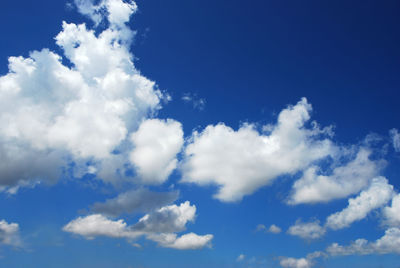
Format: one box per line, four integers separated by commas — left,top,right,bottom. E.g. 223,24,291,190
327,228,400,255
64,201,213,250
325,177,394,230
288,148,383,205
181,98,335,202
0,0,184,192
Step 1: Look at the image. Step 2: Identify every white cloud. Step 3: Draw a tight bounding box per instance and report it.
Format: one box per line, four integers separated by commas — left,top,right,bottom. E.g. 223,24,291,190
91,188,179,217
62,214,139,240
390,128,400,152
287,220,326,240
383,193,400,227
147,232,213,250
237,254,245,262
268,224,282,234
64,201,213,250
181,98,335,202
130,119,184,184
0,0,167,191
132,201,196,233
0,220,21,247
280,251,324,268
279,257,313,268
289,148,383,204
325,177,394,230
327,227,400,255
74,0,137,29
182,93,206,111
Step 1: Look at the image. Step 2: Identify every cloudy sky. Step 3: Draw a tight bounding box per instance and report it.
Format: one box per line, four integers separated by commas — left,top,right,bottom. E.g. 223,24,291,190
0,0,399,267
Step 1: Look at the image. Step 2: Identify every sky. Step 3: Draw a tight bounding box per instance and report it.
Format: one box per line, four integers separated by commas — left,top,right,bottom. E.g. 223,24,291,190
0,0,399,267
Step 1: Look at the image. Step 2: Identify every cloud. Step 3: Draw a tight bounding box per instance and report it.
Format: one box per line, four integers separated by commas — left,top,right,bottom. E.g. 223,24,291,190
382,193,400,227
0,0,169,191
289,148,383,204
327,228,400,255
268,224,282,234
181,98,335,202
390,129,400,152
64,201,213,250
131,201,196,233
130,119,184,184
0,220,21,247
91,188,179,217
181,93,206,111
237,254,245,262
279,251,324,268
279,257,313,268
74,0,137,29
325,177,394,230
62,214,139,240
287,220,326,240
146,232,213,250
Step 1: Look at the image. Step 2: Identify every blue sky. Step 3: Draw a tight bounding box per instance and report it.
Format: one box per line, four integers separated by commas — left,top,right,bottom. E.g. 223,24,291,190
0,0,399,267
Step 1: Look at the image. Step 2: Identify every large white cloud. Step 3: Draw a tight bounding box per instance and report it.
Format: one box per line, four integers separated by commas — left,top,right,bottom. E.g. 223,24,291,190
181,98,335,202
64,201,213,250
0,0,170,191
288,148,383,204
325,177,394,230
0,220,21,247
130,119,184,184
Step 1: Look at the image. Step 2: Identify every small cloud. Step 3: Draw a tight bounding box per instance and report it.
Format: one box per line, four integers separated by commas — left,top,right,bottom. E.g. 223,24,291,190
268,224,282,234
390,129,400,152
237,254,245,262
256,223,281,234
182,93,206,111
256,224,267,232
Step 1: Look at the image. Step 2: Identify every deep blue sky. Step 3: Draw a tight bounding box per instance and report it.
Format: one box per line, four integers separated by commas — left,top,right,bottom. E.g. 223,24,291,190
0,0,399,267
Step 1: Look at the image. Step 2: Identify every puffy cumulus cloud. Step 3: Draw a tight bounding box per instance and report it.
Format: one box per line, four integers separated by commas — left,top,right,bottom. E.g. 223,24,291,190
0,220,21,247
91,188,179,217
0,0,171,192
181,98,335,202
279,257,313,268
327,228,400,255
289,148,383,205
279,251,324,268
62,214,139,240
147,232,213,250
287,220,326,240
130,119,184,184
75,0,137,29
390,129,400,152
325,177,394,230
64,201,213,250
382,194,400,227
132,201,195,233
